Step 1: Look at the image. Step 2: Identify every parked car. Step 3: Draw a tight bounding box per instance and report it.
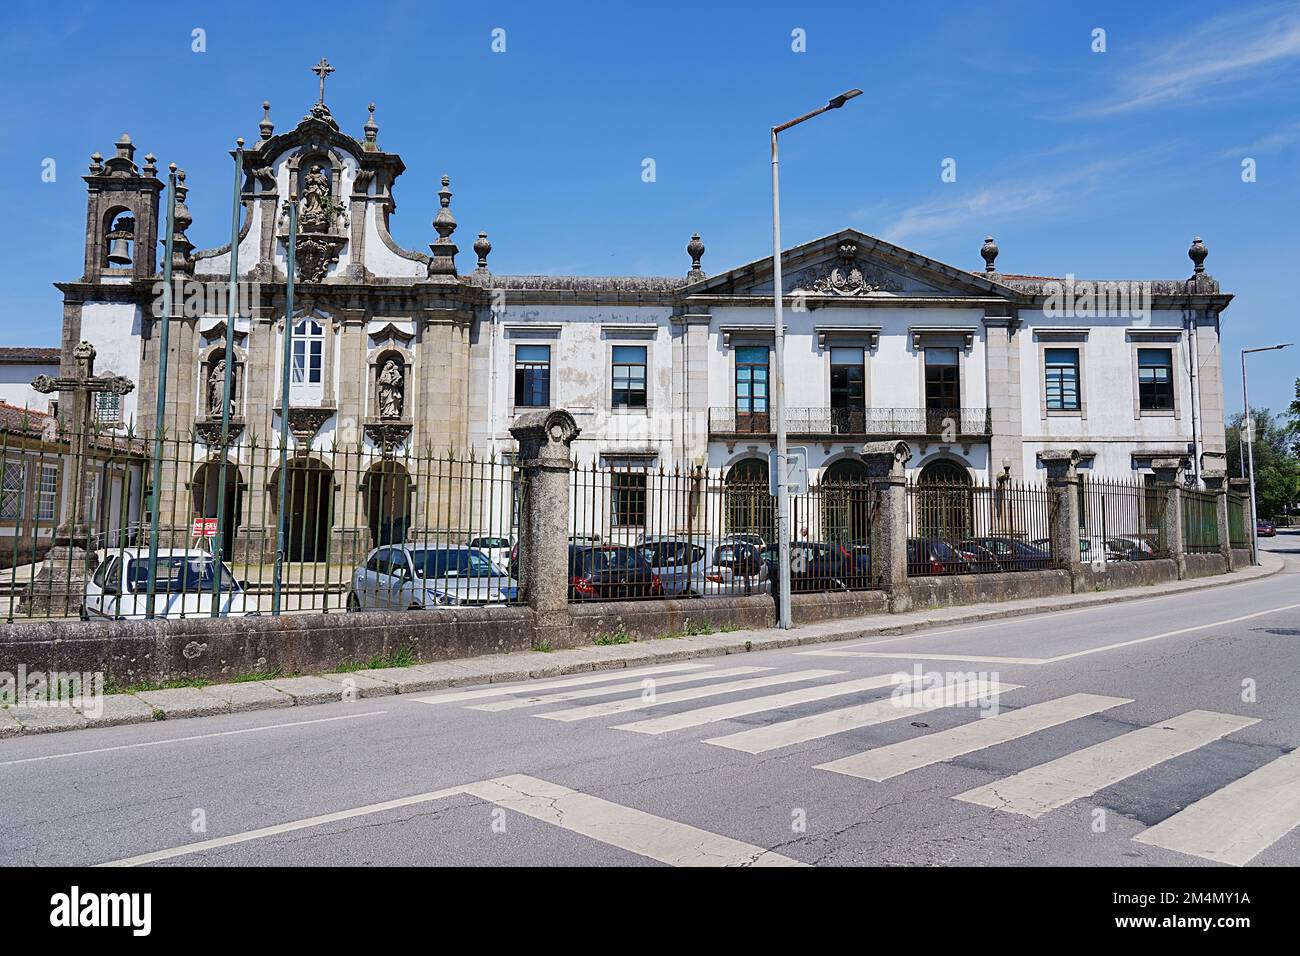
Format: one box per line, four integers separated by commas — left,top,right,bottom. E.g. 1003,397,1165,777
958,536,1052,571
568,545,662,600
907,537,974,576
720,532,768,551
82,548,259,620
762,541,854,592
639,537,768,597
836,541,873,588
1103,536,1158,561
468,534,514,567
349,545,518,610
1030,536,1095,560
1257,520,1276,537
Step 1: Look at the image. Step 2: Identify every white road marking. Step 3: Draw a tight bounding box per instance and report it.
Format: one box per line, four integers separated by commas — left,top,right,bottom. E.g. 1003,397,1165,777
1133,750,1300,866
816,693,1131,782
955,710,1259,819
0,710,388,768
798,651,1047,665
613,672,914,735
101,773,803,868
405,662,714,705
460,775,805,867
705,680,1020,754
1040,604,1300,662
536,670,845,723
469,666,770,711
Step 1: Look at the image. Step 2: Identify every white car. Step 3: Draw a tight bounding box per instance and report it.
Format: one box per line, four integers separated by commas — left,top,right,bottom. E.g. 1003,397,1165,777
82,548,260,620
467,535,514,568
349,545,519,610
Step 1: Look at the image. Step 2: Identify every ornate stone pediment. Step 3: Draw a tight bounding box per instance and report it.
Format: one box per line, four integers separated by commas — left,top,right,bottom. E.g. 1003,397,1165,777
790,242,903,296
195,417,244,446
288,406,334,446
364,419,412,455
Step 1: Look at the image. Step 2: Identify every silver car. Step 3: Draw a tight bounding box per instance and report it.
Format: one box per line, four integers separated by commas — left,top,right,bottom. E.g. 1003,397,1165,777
639,537,769,598
348,545,519,610
82,548,260,620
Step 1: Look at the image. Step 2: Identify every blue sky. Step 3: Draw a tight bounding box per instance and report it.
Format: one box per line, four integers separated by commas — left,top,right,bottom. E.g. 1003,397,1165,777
1,0,1297,413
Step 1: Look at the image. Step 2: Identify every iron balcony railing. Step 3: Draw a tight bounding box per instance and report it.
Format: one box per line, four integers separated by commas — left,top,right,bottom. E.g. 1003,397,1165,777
709,406,992,438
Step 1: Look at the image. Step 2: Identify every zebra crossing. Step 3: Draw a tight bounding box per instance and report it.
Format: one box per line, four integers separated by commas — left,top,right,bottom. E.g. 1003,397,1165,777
407,662,1300,865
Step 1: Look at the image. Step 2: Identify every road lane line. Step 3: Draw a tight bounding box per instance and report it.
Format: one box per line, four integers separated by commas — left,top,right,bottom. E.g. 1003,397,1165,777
459,775,804,867
469,666,769,711
613,673,914,735
1132,750,1300,866
0,710,389,768
405,663,714,705
1041,603,1300,663
954,710,1259,819
536,670,845,722
797,651,1047,664
704,680,1019,754
816,693,1130,781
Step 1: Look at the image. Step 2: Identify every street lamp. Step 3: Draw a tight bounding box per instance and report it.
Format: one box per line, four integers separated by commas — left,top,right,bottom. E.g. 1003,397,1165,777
1241,343,1291,565
771,89,862,629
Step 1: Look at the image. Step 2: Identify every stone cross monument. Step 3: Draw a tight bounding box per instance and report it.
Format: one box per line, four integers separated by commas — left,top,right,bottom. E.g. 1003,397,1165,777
21,341,135,614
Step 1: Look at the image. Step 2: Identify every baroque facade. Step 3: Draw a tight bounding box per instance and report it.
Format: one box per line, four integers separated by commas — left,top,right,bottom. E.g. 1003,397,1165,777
48,67,1233,560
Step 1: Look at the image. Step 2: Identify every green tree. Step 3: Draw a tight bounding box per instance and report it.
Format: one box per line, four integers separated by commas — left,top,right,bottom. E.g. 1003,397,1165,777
1226,407,1300,520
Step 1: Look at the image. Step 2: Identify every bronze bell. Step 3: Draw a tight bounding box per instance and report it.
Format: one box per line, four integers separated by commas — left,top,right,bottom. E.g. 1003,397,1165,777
106,236,132,265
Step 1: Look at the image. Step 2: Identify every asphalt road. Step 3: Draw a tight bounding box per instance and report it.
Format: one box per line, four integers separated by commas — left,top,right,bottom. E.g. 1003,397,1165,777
2,534,1298,867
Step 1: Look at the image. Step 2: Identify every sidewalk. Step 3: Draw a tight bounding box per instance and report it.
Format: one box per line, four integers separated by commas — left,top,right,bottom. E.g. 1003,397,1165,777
0,551,1284,738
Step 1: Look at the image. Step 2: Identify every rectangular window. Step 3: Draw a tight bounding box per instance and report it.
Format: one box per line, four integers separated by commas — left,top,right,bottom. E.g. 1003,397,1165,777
611,471,647,528
0,461,23,520
924,348,960,411
1137,348,1174,411
1045,347,1081,412
734,346,770,432
515,345,551,408
830,346,865,432
611,345,647,408
95,391,122,425
37,464,57,521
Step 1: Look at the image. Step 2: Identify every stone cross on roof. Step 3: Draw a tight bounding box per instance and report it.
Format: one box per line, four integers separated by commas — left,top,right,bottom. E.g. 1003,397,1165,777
312,57,335,105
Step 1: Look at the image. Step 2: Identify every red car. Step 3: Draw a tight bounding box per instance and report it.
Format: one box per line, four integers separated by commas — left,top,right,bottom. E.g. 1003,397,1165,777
1256,520,1276,538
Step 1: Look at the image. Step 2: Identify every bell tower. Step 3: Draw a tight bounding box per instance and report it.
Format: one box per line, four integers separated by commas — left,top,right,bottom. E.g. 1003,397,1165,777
81,133,163,282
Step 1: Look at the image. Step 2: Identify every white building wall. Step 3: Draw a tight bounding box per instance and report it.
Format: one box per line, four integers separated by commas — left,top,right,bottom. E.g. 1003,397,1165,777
0,362,58,412
79,301,143,426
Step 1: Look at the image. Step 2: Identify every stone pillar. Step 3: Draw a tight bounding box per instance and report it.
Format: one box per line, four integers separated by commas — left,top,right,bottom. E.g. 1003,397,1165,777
1229,476,1253,565
1201,469,1233,568
1041,449,1081,570
1151,458,1186,579
983,314,1023,479
860,440,910,605
510,408,581,647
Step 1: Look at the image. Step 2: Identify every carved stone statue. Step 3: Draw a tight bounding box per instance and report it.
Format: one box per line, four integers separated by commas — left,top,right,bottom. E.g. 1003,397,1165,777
377,358,404,420
207,359,229,417
300,165,332,232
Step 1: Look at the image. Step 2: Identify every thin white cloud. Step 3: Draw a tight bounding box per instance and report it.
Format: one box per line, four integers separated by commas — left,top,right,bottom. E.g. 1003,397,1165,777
1221,120,1300,155
1082,3,1300,116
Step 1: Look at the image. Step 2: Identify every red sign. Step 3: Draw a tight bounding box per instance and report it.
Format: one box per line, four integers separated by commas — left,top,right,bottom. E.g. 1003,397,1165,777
192,518,218,539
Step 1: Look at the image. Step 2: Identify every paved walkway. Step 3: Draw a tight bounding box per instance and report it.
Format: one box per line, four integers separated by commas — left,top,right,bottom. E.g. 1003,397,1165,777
0,552,1282,738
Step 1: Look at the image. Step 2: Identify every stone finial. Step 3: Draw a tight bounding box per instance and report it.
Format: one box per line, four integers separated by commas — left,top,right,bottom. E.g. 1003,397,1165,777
143,153,158,176
363,102,379,151
167,167,195,274
980,235,999,273
89,152,104,174
686,232,706,281
474,231,492,271
509,408,582,467
1188,236,1208,274
427,174,459,278
258,101,275,144
115,133,134,162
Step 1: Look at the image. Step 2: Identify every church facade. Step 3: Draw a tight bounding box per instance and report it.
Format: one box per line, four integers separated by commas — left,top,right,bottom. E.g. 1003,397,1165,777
46,68,1233,559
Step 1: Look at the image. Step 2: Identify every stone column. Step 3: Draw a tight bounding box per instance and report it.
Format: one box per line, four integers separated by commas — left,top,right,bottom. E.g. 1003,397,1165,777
1151,458,1186,579
510,408,581,647
1229,476,1252,565
1041,449,1081,571
860,440,910,605
983,314,1023,479
1201,469,1233,568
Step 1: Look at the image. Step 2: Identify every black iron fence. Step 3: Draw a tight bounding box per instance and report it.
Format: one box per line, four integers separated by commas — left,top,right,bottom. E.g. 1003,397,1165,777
3,425,524,621
906,478,1054,576
1227,492,1248,548
1181,488,1220,554
709,406,991,437
1078,474,1169,561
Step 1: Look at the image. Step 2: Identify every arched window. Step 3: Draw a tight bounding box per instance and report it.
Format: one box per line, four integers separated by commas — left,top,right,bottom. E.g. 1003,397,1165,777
820,458,871,544
914,459,973,541
290,319,325,405
104,210,135,268
725,458,774,543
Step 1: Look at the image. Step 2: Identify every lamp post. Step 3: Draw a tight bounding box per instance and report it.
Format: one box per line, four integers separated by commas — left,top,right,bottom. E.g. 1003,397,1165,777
771,88,861,629
1241,343,1291,565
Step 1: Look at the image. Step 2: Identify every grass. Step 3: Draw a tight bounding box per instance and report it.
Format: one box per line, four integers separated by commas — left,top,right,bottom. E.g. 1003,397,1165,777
104,675,212,695
533,642,553,653
330,646,420,673
593,631,633,646
658,619,716,640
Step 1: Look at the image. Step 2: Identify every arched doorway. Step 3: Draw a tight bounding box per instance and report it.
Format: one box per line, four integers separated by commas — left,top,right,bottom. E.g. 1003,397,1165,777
724,459,774,542
915,459,973,541
276,459,334,563
820,458,872,543
191,461,243,559
363,461,413,548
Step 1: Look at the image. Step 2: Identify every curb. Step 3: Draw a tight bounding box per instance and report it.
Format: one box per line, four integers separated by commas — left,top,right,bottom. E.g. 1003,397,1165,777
1,553,1285,738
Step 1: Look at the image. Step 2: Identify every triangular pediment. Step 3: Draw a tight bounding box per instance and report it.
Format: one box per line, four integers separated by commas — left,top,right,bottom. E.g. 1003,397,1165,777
687,229,1024,302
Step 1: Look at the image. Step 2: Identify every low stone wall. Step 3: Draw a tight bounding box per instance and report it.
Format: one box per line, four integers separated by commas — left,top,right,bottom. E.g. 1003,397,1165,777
1231,548,1252,569
1070,558,1179,592
1184,552,1229,579
900,569,1074,611
790,588,890,623
568,595,774,645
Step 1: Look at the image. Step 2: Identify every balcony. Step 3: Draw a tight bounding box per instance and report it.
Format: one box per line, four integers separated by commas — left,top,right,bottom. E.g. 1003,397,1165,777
708,406,992,439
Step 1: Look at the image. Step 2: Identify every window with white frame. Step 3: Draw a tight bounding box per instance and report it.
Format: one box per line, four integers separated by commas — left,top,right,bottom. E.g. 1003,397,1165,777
290,319,325,405
37,464,57,521
1,461,24,520
95,390,122,425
